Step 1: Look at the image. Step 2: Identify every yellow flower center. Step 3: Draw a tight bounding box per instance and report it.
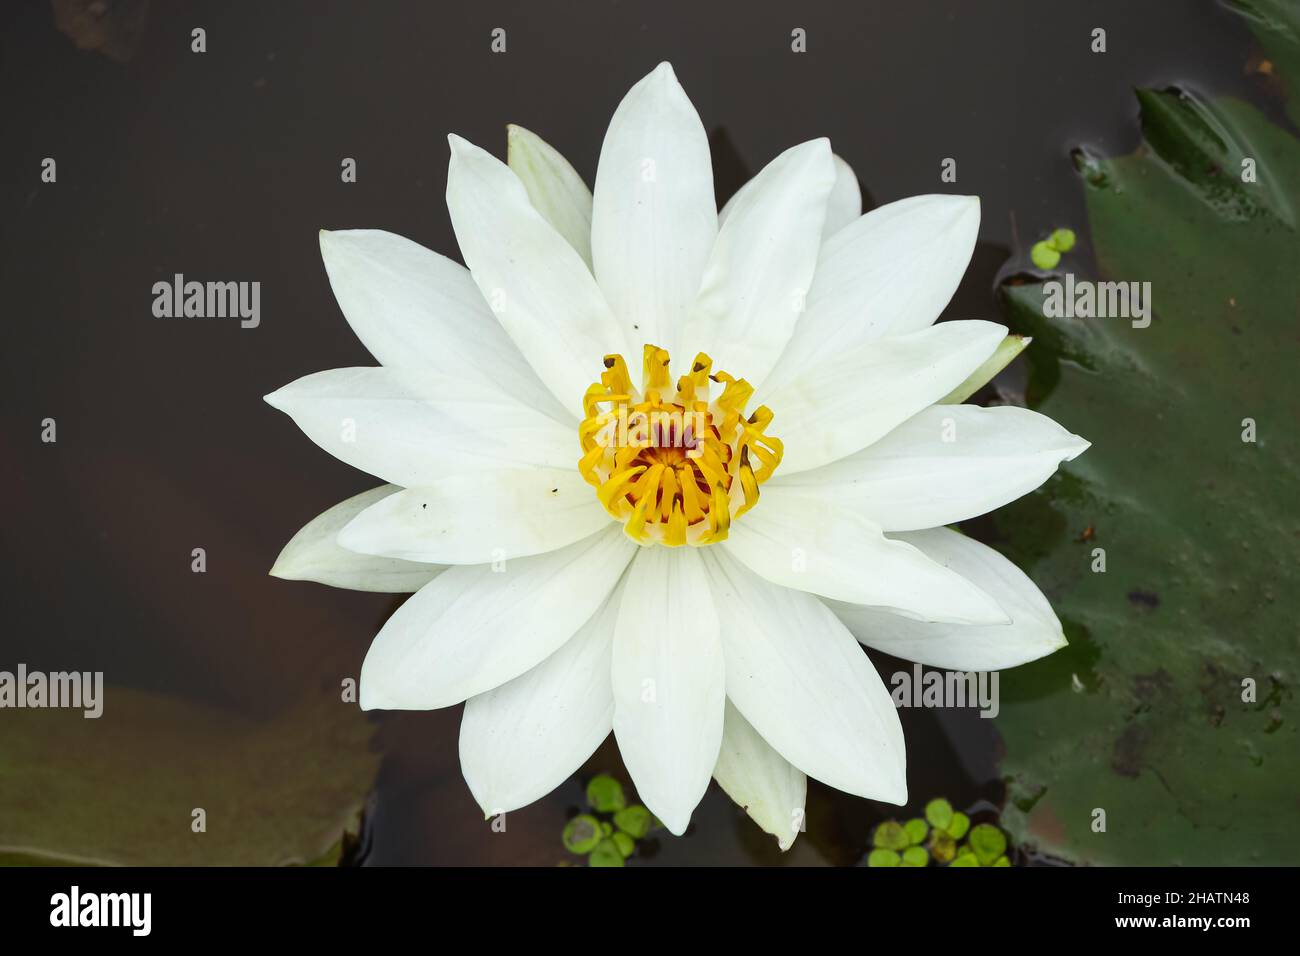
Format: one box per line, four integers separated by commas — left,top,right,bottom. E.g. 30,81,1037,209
579,345,783,547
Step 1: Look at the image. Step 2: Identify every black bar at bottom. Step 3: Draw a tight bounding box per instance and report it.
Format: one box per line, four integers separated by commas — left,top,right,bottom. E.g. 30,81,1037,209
0,865,1282,940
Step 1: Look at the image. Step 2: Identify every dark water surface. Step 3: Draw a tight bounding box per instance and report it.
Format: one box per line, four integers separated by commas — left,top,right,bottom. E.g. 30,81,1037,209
0,0,1273,864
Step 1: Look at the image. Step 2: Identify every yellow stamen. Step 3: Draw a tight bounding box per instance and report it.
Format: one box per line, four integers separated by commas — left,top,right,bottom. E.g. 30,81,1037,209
578,345,784,547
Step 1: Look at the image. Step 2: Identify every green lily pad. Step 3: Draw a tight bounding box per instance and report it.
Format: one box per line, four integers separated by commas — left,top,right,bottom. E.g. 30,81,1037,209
866,848,901,868
948,853,979,868
992,3,1299,865
1231,0,1300,126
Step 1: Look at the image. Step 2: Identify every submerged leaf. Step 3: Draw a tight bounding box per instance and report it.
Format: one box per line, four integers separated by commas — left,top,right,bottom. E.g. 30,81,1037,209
0,684,376,866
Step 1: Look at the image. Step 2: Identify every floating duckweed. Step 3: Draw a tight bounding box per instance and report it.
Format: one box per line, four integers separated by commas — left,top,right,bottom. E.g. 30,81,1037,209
613,804,653,839
946,811,971,840
924,798,954,831
873,820,911,851
612,831,636,859
563,773,659,866
588,839,625,867
901,846,930,867
1031,240,1061,270
562,814,603,855
1049,227,1077,252
867,798,1016,867
586,773,627,812
929,830,957,864
1030,227,1076,270
969,823,1008,866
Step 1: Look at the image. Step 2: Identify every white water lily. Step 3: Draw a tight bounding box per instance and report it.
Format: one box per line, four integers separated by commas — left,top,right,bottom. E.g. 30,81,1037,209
266,62,1088,849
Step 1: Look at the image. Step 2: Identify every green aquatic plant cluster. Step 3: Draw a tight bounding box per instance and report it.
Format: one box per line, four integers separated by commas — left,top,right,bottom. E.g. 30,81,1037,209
561,773,660,867
1029,227,1077,270
867,798,1012,867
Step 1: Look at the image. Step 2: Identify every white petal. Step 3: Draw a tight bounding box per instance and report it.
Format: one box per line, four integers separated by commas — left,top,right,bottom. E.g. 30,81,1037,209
765,194,981,389
446,135,630,413
459,592,619,815
339,468,610,565
713,700,808,850
591,62,718,355
270,485,443,592
761,319,1006,475
679,139,836,385
264,367,575,486
360,524,635,710
774,404,1090,532
612,546,724,835
506,124,593,268
716,185,744,227
827,527,1068,670
704,550,906,803
718,152,857,236
822,154,862,239
722,484,1009,624
317,229,563,417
